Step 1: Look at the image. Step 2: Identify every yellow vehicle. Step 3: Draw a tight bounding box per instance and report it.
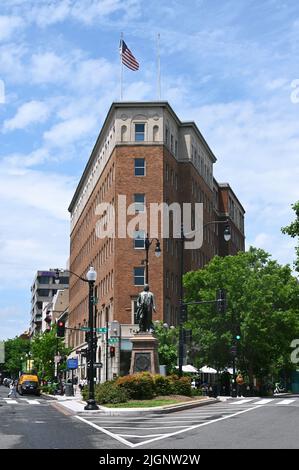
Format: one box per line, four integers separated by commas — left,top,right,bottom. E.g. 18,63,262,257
17,374,40,396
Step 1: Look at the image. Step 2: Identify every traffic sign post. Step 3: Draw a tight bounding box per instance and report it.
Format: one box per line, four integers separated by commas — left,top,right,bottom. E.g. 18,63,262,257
108,337,118,343
94,362,103,368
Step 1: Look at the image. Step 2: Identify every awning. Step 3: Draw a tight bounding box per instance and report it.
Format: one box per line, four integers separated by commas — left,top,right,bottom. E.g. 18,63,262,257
199,366,217,374
175,365,198,373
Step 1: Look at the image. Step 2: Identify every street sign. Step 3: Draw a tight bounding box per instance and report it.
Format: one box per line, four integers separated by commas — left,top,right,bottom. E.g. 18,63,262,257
94,362,103,368
79,327,107,333
109,337,118,343
67,358,78,369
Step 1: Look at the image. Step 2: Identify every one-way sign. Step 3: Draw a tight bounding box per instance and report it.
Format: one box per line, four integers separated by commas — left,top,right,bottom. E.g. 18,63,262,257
93,362,103,368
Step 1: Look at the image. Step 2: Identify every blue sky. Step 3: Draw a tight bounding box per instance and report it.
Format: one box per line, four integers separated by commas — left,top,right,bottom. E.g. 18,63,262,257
0,0,299,340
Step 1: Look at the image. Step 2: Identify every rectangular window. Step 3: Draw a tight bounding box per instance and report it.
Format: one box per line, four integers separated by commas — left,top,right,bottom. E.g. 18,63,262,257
165,127,169,145
134,193,145,213
37,289,50,297
134,230,145,249
166,164,169,181
134,158,145,176
170,134,174,153
134,267,145,286
135,123,145,141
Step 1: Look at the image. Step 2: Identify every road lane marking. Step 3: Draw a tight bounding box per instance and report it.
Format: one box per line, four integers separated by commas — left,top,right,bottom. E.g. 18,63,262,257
230,399,255,405
276,399,296,405
3,399,18,404
76,403,265,448
26,400,41,404
131,404,266,448
118,433,164,438
254,399,273,405
104,425,191,429
75,415,134,448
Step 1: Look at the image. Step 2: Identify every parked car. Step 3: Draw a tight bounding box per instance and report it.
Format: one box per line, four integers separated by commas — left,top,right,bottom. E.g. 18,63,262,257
17,374,40,396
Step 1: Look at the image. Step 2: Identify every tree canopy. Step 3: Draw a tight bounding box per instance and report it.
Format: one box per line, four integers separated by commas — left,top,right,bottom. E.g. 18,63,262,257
3,337,31,378
31,327,71,381
282,201,299,272
183,247,299,383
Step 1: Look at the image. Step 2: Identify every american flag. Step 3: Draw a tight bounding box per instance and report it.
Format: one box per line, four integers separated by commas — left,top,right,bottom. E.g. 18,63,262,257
119,39,139,71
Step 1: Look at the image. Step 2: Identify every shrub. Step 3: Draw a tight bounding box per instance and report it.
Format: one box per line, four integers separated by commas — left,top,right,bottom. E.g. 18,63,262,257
153,374,173,396
116,372,155,399
191,387,203,397
168,375,192,396
95,381,129,404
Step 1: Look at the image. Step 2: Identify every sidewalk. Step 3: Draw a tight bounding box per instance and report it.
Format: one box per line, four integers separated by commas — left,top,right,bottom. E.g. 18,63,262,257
44,394,219,415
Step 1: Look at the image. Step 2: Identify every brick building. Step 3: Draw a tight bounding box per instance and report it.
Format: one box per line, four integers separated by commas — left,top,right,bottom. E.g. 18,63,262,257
68,101,245,380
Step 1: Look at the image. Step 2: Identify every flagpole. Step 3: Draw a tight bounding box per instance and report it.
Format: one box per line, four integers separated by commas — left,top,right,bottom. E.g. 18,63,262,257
157,33,161,100
120,32,124,101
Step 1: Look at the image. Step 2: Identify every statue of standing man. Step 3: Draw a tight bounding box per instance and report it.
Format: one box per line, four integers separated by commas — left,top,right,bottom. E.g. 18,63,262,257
136,284,156,332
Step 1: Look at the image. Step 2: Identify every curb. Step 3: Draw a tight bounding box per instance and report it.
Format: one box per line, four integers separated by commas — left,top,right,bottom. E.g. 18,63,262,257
96,397,219,416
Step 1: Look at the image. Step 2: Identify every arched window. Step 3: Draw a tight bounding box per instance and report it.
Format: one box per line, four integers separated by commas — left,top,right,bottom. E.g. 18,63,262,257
121,125,127,142
153,125,159,142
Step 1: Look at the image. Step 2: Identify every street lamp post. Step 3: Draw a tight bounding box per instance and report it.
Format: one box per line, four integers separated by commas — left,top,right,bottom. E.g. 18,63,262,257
55,267,99,411
144,233,161,284
178,219,231,378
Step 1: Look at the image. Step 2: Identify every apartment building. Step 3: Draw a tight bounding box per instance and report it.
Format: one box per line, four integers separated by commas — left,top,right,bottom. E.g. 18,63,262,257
68,101,245,379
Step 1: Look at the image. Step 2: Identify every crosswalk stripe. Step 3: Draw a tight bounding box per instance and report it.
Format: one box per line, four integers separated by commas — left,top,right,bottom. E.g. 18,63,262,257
3,399,18,404
26,400,41,404
277,399,296,405
230,399,255,405
254,399,273,405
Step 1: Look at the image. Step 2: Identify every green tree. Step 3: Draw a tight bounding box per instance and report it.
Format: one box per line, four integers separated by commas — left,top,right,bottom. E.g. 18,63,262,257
153,322,178,374
184,247,299,385
282,201,299,271
4,337,31,378
31,327,71,381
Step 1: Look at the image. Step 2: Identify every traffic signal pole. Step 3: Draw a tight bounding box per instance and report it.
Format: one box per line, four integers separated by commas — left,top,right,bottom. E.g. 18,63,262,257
178,224,185,378
84,280,99,410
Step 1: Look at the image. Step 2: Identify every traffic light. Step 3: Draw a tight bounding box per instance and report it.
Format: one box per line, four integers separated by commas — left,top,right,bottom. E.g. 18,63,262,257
56,320,65,337
109,346,115,358
230,345,237,356
235,335,241,341
180,304,188,323
183,329,192,344
85,331,91,343
216,289,227,313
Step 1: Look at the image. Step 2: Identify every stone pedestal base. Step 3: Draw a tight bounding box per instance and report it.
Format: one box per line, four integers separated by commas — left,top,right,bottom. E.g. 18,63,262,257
129,333,160,375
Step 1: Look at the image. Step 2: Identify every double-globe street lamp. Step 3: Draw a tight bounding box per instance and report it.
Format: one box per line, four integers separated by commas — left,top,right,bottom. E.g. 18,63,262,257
178,220,231,378
144,233,161,284
55,266,99,410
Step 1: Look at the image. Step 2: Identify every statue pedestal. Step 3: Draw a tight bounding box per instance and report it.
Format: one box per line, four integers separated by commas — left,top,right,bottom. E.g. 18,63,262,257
129,332,160,375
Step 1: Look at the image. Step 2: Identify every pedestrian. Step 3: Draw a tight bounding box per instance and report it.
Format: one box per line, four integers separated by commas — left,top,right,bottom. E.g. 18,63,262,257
8,380,18,399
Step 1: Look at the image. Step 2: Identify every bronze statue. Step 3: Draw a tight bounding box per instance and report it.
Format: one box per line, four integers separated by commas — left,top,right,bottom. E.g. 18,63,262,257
136,284,156,332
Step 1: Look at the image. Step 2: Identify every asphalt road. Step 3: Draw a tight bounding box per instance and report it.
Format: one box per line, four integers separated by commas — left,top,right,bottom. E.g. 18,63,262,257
1,385,299,450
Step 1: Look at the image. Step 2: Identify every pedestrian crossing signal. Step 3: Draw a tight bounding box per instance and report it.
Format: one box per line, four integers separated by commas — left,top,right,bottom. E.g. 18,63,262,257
109,346,115,358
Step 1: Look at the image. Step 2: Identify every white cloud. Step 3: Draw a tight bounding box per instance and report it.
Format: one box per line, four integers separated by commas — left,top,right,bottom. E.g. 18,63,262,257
43,115,98,147
1,0,141,28
2,100,51,132
0,15,24,42
0,163,75,220
30,52,71,84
